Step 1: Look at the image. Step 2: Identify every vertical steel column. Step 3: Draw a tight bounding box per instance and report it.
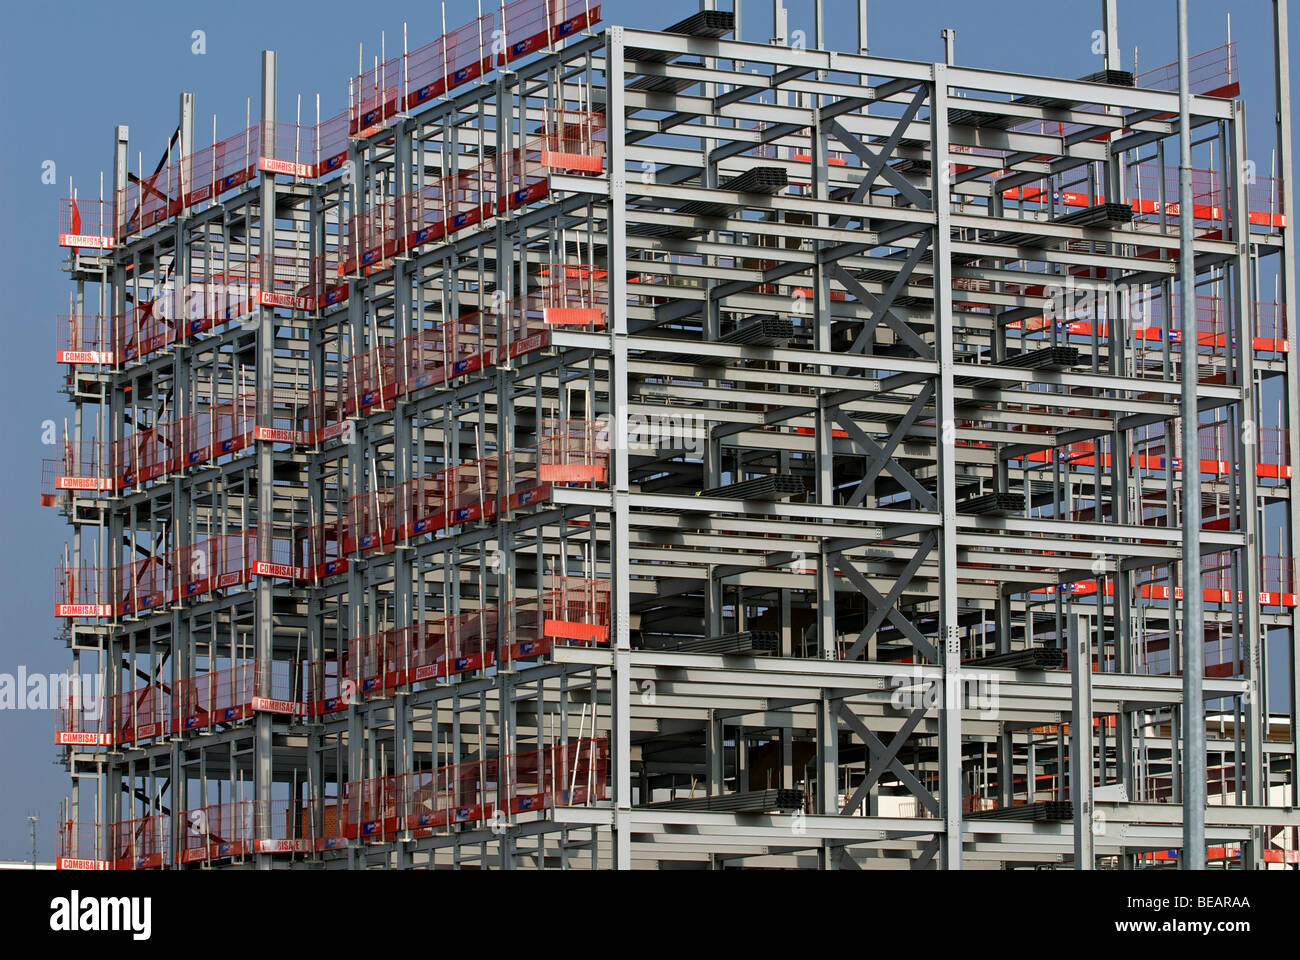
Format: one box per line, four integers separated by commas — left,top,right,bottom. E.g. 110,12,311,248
342,122,369,870
1229,101,1264,829
1273,0,1300,809
930,61,963,870
391,110,415,871
606,25,633,871
170,90,196,869
810,51,839,869
103,124,131,857
1176,0,1206,870
254,49,278,869
1101,0,1121,71
1070,614,1095,868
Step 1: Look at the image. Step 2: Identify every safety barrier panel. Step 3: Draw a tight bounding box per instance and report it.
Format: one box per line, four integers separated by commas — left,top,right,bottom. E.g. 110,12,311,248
349,1,602,136
64,799,318,869
55,524,347,619
178,801,254,864
94,4,603,248
1009,419,1291,483
60,265,315,369
340,264,607,420
1049,555,1298,609
312,577,609,714
110,815,171,870
60,742,606,866
342,454,553,557
57,313,124,365
540,418,609,484
1137,42,1239,99
58,198,115,250
342,737,609,841
58,659,307,749
56,813,110,870
56,684,113,747
49,393,292,495
339,111,604,276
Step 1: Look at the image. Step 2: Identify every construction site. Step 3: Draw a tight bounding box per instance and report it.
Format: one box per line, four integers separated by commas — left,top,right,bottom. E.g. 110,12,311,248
42,0,1300,869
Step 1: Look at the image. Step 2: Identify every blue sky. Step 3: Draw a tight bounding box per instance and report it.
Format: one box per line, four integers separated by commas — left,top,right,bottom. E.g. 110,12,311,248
0,0,1295,860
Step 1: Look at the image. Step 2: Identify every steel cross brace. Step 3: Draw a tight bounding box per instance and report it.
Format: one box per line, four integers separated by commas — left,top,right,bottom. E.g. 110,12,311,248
830,85,930,225
834,234,934,364
833,389,936,509
826,117,932,211
837,701,939,817
833,543,939,662
826,261,932,358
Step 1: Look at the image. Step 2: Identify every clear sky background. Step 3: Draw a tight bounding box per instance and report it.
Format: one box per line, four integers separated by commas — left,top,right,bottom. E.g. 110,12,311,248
0,0,1294,860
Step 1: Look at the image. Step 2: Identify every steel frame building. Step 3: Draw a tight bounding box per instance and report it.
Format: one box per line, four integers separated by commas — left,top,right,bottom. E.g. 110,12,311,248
46,0,1300,869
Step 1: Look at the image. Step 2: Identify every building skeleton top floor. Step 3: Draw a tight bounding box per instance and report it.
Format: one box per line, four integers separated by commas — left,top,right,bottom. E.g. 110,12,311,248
44,0,1300,870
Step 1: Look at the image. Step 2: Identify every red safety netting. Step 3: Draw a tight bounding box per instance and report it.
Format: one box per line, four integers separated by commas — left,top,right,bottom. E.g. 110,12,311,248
64,737,606,866
109,815,171,870
178,801,254,863
58,531,241,619
1262,556,1296,604
56,680,112,748
1016,418,1291,484
116,127,259,242
318,576,609,710
57,313,124,365
53,392,324,495
1247,176,1287,230
53,439,116,493
349,1,602,136
339,111,604,276
540,418,610,484
1258,428,1291,480
57,814,109,870
344,736,609,840
1123,554,1297,610
258,246,349,316
1253,301,1287,353
1025,293,1288,386
58,198,116,249
340,263,606,421
64,797,320,869
1136,42,1239,99
55,521,349,620
352,19,492,136
40,459,64,507
71,659,307,747
343,454,552,557
53,567,115,619
84,2,603,251
1127,161,1223,225
316,112,351,176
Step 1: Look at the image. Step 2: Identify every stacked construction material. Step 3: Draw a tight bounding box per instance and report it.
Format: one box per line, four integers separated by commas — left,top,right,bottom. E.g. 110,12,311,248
634,167,788,239
699,475,807,501
991,203,1135,248
966,801,1073,822
951,69,1134,128
647,630,779,656
719,316,795,347
628,11,736,93
648,788,804,814
958,492,1025,516
1052,202,1136,229
955,346,1081,387
967,647,1066,670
